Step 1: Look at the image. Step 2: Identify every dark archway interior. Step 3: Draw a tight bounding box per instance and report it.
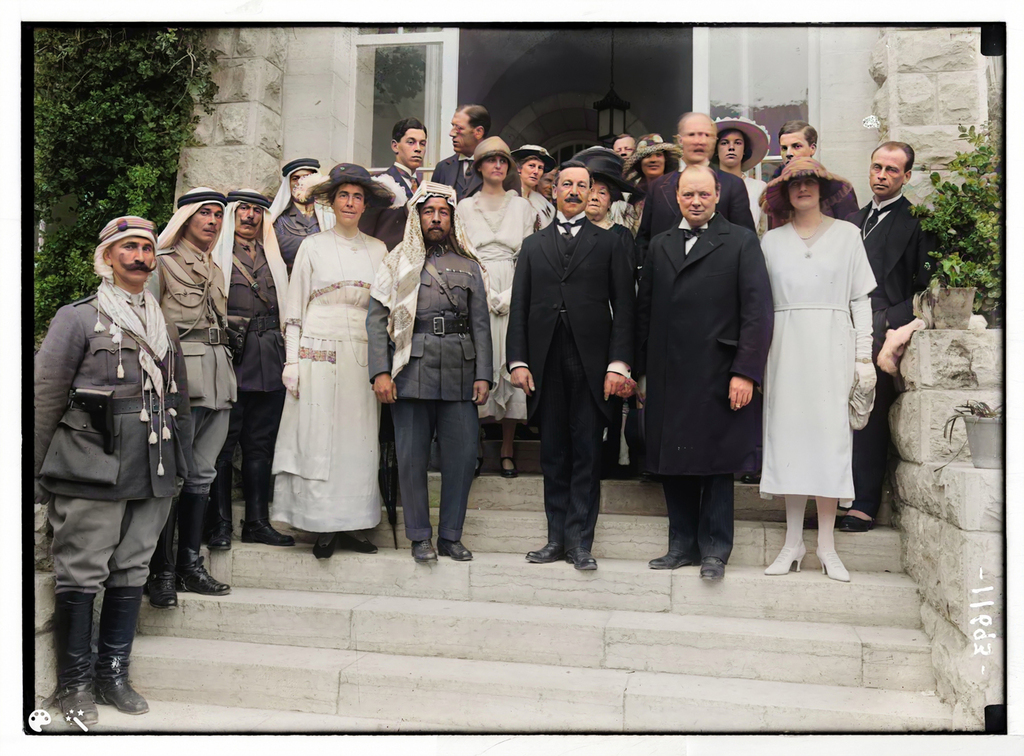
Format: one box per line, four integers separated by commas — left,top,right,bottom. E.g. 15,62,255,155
457,26,693,149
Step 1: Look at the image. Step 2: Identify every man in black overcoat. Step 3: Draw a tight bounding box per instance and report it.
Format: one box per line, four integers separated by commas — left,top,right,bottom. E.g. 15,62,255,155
635,165,773,581
507,162,635,570
636,112,756,267
841,141,933,532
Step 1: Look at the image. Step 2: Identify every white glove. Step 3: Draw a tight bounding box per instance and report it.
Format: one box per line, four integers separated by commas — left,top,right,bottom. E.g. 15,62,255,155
284,322,300,364
850,296,873,362
854,361,876,392
282,363,299,398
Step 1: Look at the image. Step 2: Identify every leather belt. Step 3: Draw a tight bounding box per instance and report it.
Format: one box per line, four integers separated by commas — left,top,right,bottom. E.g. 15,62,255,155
72,393,183,415
247,315,280,333
180,327,226,346
413,315,470,336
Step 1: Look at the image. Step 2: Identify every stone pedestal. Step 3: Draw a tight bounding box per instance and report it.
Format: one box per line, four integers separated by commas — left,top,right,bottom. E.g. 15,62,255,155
888,329,1003,729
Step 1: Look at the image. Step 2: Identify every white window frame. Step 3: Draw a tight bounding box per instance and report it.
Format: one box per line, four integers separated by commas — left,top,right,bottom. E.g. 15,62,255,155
349,28,460,170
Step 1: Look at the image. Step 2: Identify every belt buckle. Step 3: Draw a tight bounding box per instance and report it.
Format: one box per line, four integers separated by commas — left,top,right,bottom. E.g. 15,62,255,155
432,316,445,336
208,327,221,345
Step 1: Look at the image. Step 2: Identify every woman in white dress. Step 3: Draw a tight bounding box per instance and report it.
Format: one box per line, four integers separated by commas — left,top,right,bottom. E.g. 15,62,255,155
758,158,877,582
512,144,557,231
714,116,771,237
456,137,538,478
272,164,394,558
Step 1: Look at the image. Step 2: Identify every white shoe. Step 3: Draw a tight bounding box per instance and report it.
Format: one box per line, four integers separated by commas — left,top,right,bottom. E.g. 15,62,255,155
765,541,806,575
817,549,850,582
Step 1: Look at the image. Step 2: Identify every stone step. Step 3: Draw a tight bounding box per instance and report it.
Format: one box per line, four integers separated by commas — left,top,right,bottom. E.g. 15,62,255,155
126,635,951,731
236,504,902,572
212,544,923,628
138,587,936,692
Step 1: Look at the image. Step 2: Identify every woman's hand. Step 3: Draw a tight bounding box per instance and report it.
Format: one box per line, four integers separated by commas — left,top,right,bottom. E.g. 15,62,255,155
282,363,299,398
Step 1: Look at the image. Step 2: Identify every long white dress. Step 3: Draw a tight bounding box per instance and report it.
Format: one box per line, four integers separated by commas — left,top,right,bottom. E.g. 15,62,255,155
759,219,877,501
272,229,387,532
456,191,538,421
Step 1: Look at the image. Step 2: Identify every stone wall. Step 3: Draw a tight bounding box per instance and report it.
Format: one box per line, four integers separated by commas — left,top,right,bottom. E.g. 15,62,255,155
888,329,1003,729
869,27,991,206
176,28,288,197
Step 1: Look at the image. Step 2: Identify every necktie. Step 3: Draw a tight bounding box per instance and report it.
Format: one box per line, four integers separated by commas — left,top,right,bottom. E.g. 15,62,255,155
559,220,581,239
681,226,705,242
863,207,883,238
462,159,472,178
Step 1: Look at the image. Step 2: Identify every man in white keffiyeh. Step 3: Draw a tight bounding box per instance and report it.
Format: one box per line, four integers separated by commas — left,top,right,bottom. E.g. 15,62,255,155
270,157,336,274
34,216,195,725
367,182,493,564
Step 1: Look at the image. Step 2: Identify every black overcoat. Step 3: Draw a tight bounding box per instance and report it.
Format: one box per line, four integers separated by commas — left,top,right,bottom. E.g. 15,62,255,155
506,219,635,425
634,213,773,475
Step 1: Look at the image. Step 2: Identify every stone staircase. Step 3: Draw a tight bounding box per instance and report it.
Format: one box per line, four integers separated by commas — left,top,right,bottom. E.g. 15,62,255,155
36,468,952,733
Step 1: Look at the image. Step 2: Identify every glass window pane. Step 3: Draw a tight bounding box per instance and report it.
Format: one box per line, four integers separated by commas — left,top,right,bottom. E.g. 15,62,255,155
354,44,427,168
709,27,808,157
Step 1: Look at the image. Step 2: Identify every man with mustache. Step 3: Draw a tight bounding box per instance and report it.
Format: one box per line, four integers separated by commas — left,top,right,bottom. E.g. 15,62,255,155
204,190,294,552
270,158,335,275
507,162,636,571
367,182,493,563
35,217,194,723
636,112,756,266
146,188,234,607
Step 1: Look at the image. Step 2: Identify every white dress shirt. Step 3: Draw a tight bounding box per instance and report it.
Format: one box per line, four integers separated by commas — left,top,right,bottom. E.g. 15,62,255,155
678,214,714,255
863,192,903,238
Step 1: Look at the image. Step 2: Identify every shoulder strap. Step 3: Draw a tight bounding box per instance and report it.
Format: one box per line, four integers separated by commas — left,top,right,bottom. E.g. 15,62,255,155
231,253,274,308
424,260,460,310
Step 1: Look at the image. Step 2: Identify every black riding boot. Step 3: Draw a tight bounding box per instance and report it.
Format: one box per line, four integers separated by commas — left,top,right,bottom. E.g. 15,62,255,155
204,459,234,550
53,591,98,726
94,586,148,714
144,499,178,608
175,491,231,595
240,459,294,546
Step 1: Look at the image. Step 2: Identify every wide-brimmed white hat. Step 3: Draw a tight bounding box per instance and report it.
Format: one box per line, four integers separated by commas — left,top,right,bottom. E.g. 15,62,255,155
713,117,771,171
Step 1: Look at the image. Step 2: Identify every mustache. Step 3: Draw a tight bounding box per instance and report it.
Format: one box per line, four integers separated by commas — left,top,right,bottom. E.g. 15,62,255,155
124,261,155,272
240,219,259,226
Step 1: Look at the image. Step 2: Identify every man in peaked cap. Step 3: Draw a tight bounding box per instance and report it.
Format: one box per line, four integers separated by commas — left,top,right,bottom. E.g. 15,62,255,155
271,158,335,274
204,189,295,551
146,188,234,607
367,182,493,564
35,216,194,723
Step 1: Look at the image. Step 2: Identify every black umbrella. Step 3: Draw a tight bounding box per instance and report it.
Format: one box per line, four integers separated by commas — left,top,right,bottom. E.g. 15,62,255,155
378,404,399,549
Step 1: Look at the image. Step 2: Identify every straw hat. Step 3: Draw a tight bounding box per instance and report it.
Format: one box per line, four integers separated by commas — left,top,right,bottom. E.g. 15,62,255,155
622,133,682,182
713,117,771,171
761,157,854,217
308,163,394,208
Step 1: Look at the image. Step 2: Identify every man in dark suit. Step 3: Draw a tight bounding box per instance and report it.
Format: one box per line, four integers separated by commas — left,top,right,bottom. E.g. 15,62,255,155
507,162,635,571
429,104,489,202
841,141,933,532
635,165,773,581
636,112,756,266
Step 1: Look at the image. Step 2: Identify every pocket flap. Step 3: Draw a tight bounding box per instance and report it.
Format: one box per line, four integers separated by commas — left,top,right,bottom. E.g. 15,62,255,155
717,337,739,347
460,336,476,360
89,336,138,354
180,341,207,356
409,333,425,358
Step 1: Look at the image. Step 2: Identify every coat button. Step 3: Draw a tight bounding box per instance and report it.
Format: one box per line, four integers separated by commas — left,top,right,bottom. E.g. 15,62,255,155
552,303,559,310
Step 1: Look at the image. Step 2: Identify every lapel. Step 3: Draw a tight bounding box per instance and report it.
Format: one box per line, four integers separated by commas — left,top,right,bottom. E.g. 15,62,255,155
563,219,598,280
876,196,913,281
660,173,682,224
537,221,565,278
386,164,412,197
676,213,727,278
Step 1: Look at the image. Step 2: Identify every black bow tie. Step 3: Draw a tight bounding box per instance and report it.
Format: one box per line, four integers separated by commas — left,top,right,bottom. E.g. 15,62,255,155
681,226,705,241
559,219,583,234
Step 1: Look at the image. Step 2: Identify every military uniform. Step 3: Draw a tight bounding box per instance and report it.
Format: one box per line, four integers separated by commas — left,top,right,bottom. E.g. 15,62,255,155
367,246,492,546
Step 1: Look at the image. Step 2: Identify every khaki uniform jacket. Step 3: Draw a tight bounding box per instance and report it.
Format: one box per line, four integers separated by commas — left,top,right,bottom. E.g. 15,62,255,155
150,239,237,410
34,296,195,500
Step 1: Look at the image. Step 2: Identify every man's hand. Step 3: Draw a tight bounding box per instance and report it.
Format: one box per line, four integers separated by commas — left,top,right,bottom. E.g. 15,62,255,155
604,371,628,400
373,373,398,404
282,363,299,398
473,380,490,406
729,376,754,411
510,366,535,396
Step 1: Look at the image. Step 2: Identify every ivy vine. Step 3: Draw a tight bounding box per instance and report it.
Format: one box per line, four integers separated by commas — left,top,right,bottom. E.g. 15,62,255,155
33,26,219,342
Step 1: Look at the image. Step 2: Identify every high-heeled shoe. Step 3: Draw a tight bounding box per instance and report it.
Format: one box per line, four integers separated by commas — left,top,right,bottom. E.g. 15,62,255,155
764,541,806,575
816,549,850,582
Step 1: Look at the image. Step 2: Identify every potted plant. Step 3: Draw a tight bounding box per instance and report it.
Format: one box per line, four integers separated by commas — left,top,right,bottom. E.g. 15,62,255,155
944,401,1003,470
911,124,1002,328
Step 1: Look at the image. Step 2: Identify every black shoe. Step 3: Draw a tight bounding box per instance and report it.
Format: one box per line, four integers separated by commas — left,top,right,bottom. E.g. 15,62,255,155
176,555,231,595
500,456,518,479
144,572,178,608
333,531,378,554
411,539,437,563
204,459,234,550
94,587,148,715
700,556,725,581
312,533,338,560
648,552,696,570
740,473,761,485
54,591,99,726
525,542,564,563
838,514,874,532
437,538,473,561
241,459,295,546
567,547,598,571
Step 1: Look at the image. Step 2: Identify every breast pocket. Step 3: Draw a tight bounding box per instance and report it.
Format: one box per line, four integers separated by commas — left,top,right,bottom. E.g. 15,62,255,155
89,335,138,377
444,271,473,310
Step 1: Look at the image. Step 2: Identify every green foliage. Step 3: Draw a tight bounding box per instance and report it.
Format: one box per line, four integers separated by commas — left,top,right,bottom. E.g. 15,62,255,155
910,124,1002,320
33,26,219,342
